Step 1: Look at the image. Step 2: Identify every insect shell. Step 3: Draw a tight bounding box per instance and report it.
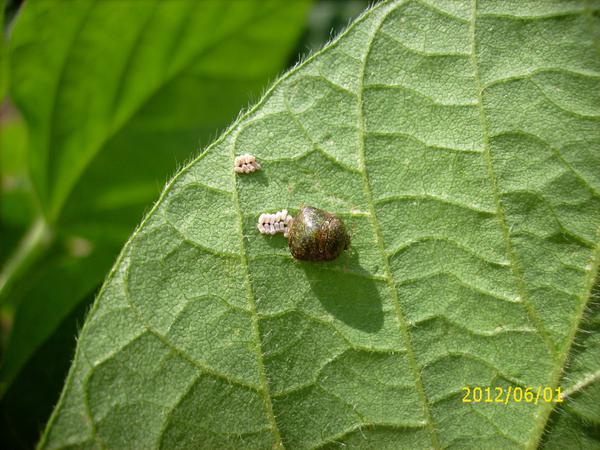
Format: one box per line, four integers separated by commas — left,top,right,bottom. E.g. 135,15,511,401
234,154,261,174
287,206,350,261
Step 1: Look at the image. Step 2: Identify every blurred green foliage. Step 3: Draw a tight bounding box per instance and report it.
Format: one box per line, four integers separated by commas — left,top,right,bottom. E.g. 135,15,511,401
0,1,367,448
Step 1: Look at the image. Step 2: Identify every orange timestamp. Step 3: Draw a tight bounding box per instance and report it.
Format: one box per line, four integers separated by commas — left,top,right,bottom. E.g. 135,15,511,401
462,386,564,405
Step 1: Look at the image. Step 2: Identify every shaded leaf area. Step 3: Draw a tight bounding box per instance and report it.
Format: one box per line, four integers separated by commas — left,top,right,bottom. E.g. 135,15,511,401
0,242,116,390
0,110,32,258
0,295,91,450
42,0,600,449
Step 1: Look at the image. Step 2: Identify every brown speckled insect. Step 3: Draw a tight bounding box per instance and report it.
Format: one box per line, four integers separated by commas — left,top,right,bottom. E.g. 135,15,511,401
258,206,350,261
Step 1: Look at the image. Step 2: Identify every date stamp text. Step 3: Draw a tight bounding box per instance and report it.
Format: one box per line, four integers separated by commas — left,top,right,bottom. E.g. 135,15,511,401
462,386,564,405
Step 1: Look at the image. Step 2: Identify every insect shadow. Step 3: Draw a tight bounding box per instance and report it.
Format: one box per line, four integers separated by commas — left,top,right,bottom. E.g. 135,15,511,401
299,249,384,333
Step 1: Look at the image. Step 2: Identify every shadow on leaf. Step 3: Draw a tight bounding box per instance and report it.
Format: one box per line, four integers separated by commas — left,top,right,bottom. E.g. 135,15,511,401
300,249,384,333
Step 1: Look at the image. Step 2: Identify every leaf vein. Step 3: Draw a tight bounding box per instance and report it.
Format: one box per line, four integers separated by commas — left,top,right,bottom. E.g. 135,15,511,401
231,137,285,447
470,0,558,357
357,2,441,447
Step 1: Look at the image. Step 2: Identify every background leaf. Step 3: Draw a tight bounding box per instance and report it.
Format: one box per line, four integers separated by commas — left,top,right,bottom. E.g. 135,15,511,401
0,107,33,257
0,294,91,449
0,0,6,102
38,0,600,448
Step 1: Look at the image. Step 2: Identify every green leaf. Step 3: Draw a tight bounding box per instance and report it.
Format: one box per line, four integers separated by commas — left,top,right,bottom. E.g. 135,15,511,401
0,293,92,450
1,0,310,406
42,0,600,448
1,12,5,104
0,112,34,258
1,0,7,102
0,241,115,393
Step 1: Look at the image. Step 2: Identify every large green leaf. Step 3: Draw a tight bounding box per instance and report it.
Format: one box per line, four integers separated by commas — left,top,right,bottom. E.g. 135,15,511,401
42,0,600,448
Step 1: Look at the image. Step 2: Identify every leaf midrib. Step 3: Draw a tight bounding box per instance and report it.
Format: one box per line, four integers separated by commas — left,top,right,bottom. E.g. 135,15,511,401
106,0,162,121
354,1,441,448
469,2,557,356
231,131,284,447
43,0,96,216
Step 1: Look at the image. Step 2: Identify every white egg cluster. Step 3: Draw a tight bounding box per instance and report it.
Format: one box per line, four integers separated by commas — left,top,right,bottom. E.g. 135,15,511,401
234,154,261,174
257,209,293,237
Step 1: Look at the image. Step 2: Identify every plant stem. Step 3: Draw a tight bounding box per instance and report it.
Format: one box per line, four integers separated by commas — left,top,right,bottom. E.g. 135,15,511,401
0,217,53,306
